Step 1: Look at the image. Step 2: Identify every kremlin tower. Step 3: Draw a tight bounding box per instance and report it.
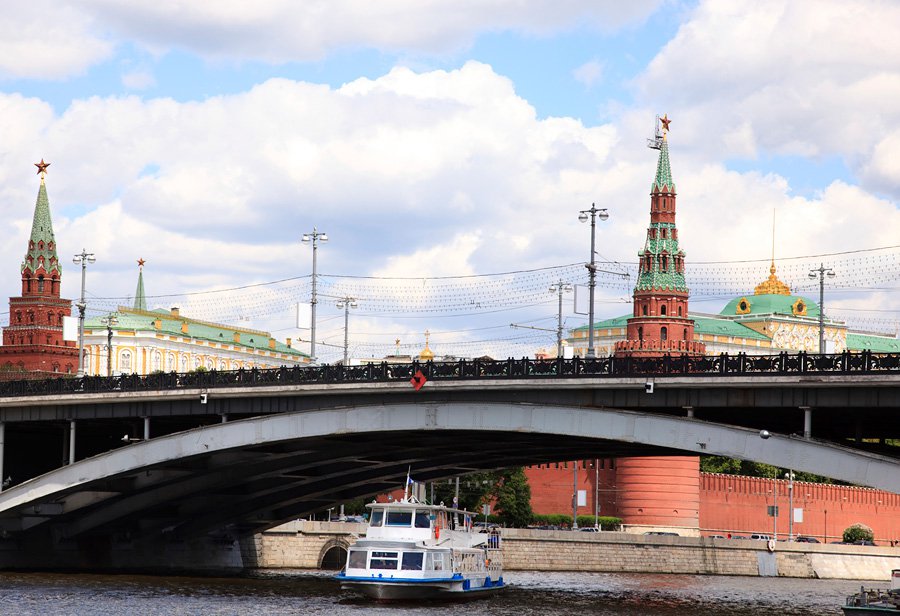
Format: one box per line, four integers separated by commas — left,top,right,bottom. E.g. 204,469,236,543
613,117,703,532
0,161,77,377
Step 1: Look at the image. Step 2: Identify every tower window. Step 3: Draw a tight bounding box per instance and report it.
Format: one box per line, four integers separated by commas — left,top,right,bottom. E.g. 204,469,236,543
661,327,668,341
638,326,643,341
678,306,683,317
37,276,44,293
642,304,648,316
660,304,667,316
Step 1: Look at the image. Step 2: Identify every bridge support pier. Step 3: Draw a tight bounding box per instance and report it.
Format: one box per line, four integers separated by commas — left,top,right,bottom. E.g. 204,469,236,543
68,420,76,465
143,417,150,441
0,422,4,493
801,406,812,439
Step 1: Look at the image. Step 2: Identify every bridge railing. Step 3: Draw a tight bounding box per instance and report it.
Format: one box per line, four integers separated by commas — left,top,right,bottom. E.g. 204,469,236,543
0,350,897,398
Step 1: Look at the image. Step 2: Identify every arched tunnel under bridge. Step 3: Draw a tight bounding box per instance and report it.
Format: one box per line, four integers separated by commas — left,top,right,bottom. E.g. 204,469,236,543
0,401,896,572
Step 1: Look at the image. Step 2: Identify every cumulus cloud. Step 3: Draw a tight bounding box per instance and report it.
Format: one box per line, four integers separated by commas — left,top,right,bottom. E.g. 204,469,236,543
636,0,900,196
0,1,112,79
573,60,603,88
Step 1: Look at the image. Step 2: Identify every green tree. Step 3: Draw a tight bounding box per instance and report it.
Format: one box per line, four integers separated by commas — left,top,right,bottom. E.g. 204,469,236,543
492,468,533,528
843,523,874,543
431,471,500,512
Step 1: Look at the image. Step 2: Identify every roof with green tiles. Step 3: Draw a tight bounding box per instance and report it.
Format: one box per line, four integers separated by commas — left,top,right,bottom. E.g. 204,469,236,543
720,294,820,319
847,333,900,353
84,307,308,358
21,179,60,276
573,313,768,341
652,138,675,193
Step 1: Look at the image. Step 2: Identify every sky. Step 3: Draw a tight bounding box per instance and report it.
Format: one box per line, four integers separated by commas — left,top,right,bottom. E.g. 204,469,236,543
2,0,900,362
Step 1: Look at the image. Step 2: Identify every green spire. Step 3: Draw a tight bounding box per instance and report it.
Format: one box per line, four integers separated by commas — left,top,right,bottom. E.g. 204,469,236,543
651,139,676,193
134,260,147,311
21,179,60,275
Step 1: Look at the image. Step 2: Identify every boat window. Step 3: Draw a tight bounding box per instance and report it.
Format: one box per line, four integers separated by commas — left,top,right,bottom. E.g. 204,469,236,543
401,552,424,570
386,511,413,526
348,550,367,569
369,551,399,570
414,510,430,528
426,552,445,571
369,510,384,527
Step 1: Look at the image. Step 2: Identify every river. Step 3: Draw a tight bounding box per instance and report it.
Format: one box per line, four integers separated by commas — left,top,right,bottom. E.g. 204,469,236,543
0,569,865,615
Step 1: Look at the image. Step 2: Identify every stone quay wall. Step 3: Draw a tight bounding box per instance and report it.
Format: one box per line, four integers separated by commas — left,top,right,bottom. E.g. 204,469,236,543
249,522,900,580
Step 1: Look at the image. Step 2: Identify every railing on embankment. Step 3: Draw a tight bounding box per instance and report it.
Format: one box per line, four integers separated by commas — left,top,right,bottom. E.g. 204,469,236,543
251,521,900,580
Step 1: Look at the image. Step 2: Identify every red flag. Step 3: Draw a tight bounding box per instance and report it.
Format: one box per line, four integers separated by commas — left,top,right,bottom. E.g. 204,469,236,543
410,370,427,391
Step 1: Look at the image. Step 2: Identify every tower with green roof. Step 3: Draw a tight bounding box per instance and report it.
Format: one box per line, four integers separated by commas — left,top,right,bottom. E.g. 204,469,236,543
0,161,77,377
615,119,705,357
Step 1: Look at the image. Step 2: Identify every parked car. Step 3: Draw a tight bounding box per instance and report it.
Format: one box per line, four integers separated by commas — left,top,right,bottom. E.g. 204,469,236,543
579,527,600,532
794,536,820,543
730,535,748,539
708,534,725,539
643,531,680,536
852,539,876,546
749,533,772,541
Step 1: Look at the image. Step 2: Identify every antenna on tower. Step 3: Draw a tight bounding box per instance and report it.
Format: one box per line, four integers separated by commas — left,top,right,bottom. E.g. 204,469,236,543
647,115,664,150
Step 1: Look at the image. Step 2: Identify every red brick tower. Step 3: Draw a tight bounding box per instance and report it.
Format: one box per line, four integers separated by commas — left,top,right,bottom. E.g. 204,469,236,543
613,118,702,532
614,117,705,357
0,161,77,378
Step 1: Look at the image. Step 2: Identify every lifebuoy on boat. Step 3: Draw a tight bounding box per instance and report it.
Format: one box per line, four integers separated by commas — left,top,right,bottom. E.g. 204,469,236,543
435,525,440,540
766,539,776,552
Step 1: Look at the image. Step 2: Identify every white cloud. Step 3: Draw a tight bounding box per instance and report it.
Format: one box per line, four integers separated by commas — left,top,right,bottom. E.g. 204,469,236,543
636,0,900,195
573,60,603,88
0,1,112,79
121,70,156,91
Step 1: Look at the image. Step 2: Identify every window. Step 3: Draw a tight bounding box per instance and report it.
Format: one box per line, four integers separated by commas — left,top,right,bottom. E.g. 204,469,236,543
120,350,132,372
167,353,176,371
642,304,648,316
152,352,161,371
660,305,667,316
369,551,399,570
37,276,44,293
348,550,367,569
386,511,413,526
678,306,683,317
661,327,668,341
427,553,445,571
402,552,424,570
638,327,643,341
683,328,688,340
415,510,430,528
369,510,384,527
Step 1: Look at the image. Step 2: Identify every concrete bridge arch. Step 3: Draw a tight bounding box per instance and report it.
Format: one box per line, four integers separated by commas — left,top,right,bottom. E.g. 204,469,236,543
0,401,896,561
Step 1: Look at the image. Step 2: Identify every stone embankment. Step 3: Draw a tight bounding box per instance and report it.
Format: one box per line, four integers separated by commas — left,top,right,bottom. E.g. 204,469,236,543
244,521,900,580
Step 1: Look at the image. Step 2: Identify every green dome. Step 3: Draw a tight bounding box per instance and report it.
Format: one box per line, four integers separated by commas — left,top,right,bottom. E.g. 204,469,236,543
720,294,819,319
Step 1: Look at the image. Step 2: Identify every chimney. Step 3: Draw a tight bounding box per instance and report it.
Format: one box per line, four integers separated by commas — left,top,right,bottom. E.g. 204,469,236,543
268,338,276,350
181,322,188,334
153,318,161,330
171,307,180,317
233,332,241,343
286,338,292,348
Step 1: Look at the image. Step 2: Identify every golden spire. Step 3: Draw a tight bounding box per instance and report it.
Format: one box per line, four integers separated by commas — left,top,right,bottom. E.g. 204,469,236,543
419,330,435,361
754,209,791,295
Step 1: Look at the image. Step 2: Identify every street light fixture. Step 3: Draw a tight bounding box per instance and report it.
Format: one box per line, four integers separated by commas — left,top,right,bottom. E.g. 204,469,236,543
578,204,609,359
785,470,795,541
100,312,119,377
301,228,328,363
336,296,358,366
72,249,96,377
808,264,835,353
549,281,573,358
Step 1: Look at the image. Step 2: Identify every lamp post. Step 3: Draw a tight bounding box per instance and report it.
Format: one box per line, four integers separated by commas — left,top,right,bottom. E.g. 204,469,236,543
572,462,579,530
785,470,795,541
808,263,835,353
336,296,358,366
549,281,573,358
72,249,96,377
578,204,609,358
301,228,328,363
100,312,119,377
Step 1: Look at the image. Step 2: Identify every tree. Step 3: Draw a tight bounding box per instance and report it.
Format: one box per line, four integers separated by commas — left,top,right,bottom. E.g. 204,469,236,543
843,523,874,544
430,471,500,512
492,468,533,528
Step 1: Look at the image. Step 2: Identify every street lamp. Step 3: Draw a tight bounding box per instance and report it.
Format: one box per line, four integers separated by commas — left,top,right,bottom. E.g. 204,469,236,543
336,296,358,366
100,312,119,377
301,228,328,363
549,281,573,358
578,204,609,359
785,470,795,541
808,264,835,353
72,249,96,377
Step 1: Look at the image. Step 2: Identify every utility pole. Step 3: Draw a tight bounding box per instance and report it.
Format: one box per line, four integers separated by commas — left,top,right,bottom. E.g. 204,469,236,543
808,263,835,353
301,228,328,363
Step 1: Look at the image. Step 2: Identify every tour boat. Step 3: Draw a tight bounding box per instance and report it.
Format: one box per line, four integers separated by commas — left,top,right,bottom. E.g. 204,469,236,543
842,570,900,614
335,496,504,600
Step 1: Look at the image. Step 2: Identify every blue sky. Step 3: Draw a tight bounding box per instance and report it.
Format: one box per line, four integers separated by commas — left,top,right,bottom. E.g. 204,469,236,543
1,0,898,361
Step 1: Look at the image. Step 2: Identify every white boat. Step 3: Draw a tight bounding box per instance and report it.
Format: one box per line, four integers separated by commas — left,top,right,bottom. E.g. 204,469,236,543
335,496,505,600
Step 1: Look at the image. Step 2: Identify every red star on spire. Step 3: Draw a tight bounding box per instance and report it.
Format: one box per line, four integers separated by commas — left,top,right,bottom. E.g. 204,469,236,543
660,114,672,132
34,159,50,176
137,258,146,269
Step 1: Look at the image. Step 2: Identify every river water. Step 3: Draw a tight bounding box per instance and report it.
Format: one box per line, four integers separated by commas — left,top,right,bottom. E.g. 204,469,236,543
0,569,863,615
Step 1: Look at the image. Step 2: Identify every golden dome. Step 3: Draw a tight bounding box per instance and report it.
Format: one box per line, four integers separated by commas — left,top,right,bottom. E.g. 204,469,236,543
419,330,435,361
754,262,791,296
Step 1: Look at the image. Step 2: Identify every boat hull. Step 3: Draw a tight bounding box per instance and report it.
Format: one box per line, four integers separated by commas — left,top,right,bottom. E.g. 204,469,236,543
338,574,505,601
842,607,898,615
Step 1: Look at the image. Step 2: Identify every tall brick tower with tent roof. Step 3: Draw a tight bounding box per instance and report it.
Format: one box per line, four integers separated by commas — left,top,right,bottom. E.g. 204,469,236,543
0,161,77,378
612,117,704,533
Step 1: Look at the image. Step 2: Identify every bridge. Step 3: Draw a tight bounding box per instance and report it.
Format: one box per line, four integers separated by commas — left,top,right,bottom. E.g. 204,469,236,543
0,352,897,570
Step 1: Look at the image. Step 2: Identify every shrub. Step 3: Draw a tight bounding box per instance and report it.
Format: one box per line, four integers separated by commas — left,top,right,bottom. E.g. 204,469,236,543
842,523,874,543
